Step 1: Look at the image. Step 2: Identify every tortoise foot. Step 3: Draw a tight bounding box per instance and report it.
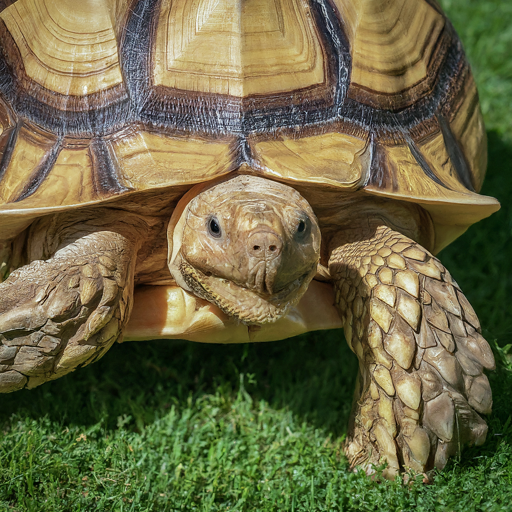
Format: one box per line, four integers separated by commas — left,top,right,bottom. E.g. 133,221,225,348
345,355,491,479
330,225,495,477
0,249,131,391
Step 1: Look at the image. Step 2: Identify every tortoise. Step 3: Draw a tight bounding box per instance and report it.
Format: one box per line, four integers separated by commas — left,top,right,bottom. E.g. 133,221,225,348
0,0,500,477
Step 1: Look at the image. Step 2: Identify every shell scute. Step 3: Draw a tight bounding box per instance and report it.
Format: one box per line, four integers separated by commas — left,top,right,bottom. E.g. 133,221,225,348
250,132,371,190
332,0,447,110
111,131,238,191
154,0,327,97
0,0,124,98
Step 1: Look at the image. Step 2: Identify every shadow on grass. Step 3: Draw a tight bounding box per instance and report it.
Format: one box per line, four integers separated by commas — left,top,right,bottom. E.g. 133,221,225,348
0,131,511,470
0,332,358,436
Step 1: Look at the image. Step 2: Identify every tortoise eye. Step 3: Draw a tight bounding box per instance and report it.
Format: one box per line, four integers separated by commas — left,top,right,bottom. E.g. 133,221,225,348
208,216,222,238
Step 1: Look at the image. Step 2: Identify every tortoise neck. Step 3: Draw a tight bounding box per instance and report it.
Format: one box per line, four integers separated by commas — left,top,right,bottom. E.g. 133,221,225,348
326,200,435,257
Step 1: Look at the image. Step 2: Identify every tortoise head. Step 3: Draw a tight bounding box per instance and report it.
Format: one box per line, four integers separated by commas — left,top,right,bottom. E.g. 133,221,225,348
167,175,321,324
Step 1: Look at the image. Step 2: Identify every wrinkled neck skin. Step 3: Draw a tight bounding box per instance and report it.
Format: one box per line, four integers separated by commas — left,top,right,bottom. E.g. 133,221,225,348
323,197,434,257
168,175,321,325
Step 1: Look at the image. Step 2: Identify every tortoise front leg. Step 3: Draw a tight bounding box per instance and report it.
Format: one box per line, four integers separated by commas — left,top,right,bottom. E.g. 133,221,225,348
329,223,495,478
0,225,138,392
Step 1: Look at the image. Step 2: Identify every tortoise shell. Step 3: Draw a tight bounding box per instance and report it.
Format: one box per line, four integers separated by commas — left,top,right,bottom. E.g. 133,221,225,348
0,0,499,252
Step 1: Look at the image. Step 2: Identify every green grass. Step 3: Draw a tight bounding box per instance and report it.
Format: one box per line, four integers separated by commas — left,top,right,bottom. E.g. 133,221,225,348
1,0,512,510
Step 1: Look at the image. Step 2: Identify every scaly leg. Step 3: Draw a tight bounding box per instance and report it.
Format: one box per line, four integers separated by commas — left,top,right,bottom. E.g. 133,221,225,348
0,229,138,392
329,224,494,478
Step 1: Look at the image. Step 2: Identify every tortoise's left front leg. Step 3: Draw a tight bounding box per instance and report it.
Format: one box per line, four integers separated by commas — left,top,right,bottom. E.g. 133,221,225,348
329,223,495,478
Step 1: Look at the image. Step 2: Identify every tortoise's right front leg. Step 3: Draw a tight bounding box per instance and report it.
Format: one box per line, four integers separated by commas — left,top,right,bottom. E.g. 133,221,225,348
329,223,495,478
0,229,137,392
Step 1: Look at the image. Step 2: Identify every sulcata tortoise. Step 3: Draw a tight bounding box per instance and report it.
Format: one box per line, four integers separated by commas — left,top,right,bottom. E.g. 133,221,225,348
0,0,500,476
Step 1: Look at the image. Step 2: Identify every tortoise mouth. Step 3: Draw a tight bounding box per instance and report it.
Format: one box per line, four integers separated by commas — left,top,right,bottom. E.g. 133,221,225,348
177,259,314,325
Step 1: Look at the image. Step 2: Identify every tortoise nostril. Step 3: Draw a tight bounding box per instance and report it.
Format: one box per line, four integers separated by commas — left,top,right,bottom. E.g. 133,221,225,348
248,231,282,259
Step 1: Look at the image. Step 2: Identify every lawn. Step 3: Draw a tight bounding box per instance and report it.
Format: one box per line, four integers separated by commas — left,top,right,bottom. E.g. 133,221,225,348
0,1,511,510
